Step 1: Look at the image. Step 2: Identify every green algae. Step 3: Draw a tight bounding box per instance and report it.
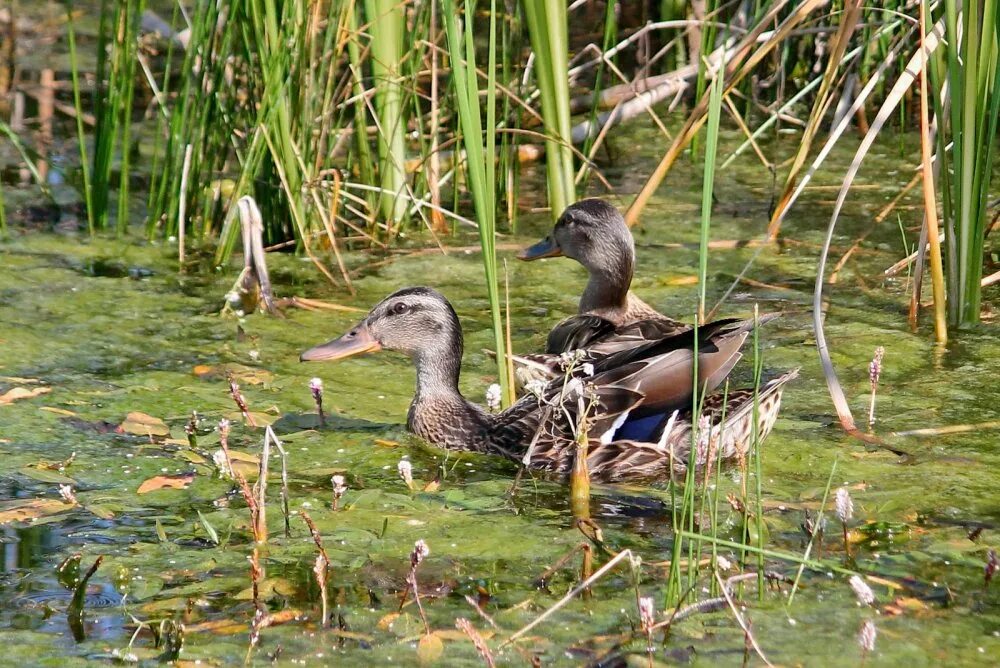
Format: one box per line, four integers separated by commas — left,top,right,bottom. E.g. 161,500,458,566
0,127,999,665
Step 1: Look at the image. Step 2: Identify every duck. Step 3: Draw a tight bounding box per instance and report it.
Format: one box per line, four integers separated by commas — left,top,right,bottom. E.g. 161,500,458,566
301,287,797,483
513,198,777,387
518,198,685,345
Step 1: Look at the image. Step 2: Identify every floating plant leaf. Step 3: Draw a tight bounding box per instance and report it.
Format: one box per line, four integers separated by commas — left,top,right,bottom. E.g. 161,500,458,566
18,466,75,484
120,411,170,437
137,473,195,494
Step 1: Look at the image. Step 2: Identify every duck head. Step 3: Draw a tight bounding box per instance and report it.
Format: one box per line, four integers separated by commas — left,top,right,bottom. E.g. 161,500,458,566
300,287,463,373
519,199,636,313
519,198,634,272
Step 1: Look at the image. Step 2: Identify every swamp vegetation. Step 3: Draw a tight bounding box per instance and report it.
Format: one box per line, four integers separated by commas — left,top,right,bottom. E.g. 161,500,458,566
1,0,999,665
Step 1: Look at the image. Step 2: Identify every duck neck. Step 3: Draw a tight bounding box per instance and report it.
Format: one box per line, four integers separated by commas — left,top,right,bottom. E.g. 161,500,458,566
413,348,464,402
580,255,633,319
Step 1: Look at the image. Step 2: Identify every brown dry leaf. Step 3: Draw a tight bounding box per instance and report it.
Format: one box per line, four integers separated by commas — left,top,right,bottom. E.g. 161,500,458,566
137,473,195,494
374,439,400,448
0,498,72,525
422,479,441,493
0,386,52,405
417,633,444,664
121,411,171,437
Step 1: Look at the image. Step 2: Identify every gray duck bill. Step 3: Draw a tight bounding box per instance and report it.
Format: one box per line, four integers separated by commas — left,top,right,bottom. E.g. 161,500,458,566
300,321,381,361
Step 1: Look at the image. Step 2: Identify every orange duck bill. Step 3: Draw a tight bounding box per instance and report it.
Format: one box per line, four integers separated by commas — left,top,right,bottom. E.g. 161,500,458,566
517,235,563,261
300,321,381,362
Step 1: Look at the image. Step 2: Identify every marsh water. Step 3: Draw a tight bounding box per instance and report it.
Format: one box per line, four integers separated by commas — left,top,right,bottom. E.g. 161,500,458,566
3,110,1000,666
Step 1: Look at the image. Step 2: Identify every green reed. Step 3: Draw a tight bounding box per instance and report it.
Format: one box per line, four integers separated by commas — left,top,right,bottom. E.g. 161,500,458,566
65,0,93,235
442,0,514,405
665,67,731,607
91,0,144,232
938,0,1000,327
365,0,408,230
521,0,575,219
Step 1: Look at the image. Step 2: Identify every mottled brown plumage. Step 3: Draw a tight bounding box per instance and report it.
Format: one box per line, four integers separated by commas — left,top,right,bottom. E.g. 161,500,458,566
301,287,796,484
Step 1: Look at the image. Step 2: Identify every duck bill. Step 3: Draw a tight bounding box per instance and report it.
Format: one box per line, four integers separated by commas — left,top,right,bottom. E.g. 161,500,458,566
518,236,563,261
300,321,381,362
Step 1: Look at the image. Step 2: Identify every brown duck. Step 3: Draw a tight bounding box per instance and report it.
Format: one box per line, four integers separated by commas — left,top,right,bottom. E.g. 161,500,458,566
301,287,796,483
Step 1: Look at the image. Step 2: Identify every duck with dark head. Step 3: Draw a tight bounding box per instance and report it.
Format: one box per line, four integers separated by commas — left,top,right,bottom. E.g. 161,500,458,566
519,198,682,328
301,287,797,483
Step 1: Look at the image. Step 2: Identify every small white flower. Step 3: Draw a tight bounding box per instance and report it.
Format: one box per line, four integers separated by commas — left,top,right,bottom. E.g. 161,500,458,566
525,379,547,398
835,487,854,524
638,596,656,630
310,377,323,393
212,450,231,478
58,484,77,504
411,539,430,567
849,575,875,606
485,383,502,412
858,619,877,653
581,363,595,376
716,555,733,572
217,418,231,434
248,350,260,362
397,459,414,488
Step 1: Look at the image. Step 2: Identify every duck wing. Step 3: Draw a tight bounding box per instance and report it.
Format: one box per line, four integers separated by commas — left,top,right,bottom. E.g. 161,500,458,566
587,368,799,483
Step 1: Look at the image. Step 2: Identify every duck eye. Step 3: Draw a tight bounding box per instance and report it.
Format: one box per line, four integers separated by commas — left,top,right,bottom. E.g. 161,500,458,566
391,302,409,315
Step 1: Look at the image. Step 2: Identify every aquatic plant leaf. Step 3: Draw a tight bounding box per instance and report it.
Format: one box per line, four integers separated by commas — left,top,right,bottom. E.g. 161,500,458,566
84,504,116,520
137,473,195,494
120,411,171,437
155,519,168,542
0,498,72,525
0,386,52,405
176,449,208,464
417,633,444,664
197,510,219,545
19,466,75,484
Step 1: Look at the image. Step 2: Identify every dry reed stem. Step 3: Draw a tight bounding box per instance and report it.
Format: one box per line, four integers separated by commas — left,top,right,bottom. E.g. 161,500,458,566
713,570,773,667
917,1,947,344
626,0,824,226
768,0,864,239
503,549,635,646
456,618,495,668
177,144,192,268
812,18,945,439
